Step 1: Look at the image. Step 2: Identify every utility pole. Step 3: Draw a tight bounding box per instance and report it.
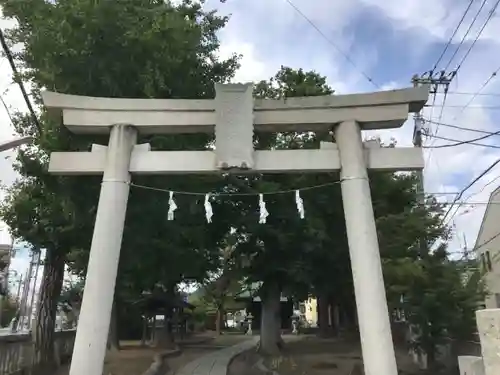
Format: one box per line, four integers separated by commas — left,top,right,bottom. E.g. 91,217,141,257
411,70,456,226
411,70,455,148
15,274,23,302
27,250,41,330
18,253,35,330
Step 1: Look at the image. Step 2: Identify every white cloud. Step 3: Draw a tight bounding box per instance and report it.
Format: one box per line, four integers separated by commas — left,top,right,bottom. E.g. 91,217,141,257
360,0,500,42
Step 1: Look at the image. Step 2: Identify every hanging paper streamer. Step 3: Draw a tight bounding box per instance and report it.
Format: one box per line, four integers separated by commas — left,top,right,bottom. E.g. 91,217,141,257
204,194,213,223
259,194,269,224
295,190,305,219
168,191,177,221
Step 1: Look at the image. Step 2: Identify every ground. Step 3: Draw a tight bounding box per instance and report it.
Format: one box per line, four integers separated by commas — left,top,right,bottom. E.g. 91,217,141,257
228,336,424,375
53,332,250,375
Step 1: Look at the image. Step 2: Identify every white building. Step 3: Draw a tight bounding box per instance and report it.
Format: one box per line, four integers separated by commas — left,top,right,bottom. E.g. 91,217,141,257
475,186,500,308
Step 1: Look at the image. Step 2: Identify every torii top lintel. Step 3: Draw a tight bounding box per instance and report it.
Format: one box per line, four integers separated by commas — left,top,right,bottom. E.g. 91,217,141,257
41,83,429,135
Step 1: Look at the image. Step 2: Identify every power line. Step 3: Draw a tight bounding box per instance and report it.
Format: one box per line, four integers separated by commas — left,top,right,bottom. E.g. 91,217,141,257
423,129,500,149
440,158,500,225
442,0,488,72
0,26,41,135
0,94,14,125
426,104,500,109
464,174,500,202
447,174,500,222
423,118,499,135
443,201,500,205
425,134,500,149
453,0,500,73
283,0,379,88
448,230,500,259
474,230,500,253
431,0,476,71
445,91,500,96
452,65,500,117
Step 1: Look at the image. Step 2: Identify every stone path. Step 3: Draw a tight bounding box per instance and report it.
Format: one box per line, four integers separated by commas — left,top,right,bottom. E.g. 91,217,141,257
50,334,251,375
176,336,260,375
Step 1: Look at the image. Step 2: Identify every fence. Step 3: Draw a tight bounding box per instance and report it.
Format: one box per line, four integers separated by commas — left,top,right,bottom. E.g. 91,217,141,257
0,330,75,374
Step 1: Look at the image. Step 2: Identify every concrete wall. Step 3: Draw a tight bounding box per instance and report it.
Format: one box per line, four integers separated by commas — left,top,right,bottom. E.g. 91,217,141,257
0,330,75,374
475,187,500,309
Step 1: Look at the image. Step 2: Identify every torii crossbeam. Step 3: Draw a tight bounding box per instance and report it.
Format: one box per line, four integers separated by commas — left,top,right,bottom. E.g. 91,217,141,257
43,84,429,375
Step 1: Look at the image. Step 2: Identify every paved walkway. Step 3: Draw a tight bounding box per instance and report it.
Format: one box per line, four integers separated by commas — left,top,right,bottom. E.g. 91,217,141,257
176,336,260,375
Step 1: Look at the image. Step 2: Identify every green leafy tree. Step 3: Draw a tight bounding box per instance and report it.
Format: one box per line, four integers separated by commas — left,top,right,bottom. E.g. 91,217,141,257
58,280,84,329
0,0,239,368
221,66,337,355
391,249,486,369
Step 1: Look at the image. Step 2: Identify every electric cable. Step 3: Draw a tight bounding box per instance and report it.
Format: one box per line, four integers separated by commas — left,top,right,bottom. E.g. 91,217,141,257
423,129,500,149
283,0,379,88
447,174,500,223
446,91,500,97
423,118,499,135
425,134,500,149
431,0,490,146
453,0,500,73
0,27,41,135
442,0,488,72
0,94,14,125
451,64,500,118
426,103,500,109
431,0,476,72
440,158,500,225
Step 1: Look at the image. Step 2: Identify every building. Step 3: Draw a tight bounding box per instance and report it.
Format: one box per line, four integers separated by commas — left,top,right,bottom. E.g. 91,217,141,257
475,185,500,308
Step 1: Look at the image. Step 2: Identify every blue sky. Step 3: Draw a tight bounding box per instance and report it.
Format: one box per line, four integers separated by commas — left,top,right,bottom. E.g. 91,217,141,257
2,0,500,275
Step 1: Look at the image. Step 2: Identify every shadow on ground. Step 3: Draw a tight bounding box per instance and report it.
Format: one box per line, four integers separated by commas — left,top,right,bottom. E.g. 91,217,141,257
228,336,425,375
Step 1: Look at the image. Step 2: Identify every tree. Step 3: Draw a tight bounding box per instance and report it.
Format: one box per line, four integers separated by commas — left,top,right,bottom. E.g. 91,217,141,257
0,0,239,370
58,280,84,329
389,248,486,370
224,66,336,355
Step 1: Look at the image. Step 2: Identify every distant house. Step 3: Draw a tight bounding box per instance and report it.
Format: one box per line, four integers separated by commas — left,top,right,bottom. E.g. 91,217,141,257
475,185,500,308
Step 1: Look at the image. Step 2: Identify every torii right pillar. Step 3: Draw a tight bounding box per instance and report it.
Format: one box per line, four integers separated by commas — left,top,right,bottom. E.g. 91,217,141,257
335,120,398,375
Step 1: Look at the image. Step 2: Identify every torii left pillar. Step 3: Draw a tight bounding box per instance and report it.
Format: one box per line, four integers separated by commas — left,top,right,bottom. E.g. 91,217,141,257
69,124,137,375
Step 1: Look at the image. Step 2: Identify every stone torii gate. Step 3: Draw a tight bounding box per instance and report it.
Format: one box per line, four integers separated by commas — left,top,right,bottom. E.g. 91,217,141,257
42,84,429,375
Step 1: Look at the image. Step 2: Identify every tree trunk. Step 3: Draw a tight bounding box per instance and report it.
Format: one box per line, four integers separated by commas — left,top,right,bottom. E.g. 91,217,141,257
342,297,357,332
215,307,222,335
31,250,65,374
317,293,330,337
259,281,282,356
107,301,120,352
328,296,339,336
151,315,156,342
141,316,148,347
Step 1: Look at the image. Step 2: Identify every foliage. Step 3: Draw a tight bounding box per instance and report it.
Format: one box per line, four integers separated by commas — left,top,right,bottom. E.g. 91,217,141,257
391,249,486,363
1,295,19,328
0,0,241,293
58,279,84,313
0,0,240,365
228,67,337,299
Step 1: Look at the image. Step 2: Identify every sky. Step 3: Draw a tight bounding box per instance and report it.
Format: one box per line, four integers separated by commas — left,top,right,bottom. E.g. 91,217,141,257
1,0,500,284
